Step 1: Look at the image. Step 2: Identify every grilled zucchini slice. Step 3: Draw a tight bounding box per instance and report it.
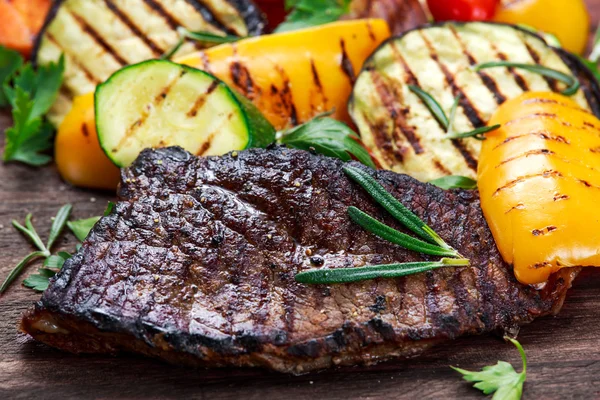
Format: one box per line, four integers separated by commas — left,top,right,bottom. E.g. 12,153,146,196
95,60,275,167
34,0,266,126
349,22,600,182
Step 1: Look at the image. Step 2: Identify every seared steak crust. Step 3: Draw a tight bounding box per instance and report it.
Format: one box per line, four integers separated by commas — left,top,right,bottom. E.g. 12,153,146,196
22,147,577,374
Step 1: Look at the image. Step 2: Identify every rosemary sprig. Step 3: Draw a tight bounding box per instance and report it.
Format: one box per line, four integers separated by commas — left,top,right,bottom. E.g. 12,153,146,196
446,124,501,140
475,61,580,96
343,165,453,250
0,204,72,293
348,207,460,257
409,86,497,141
296,258,469,284
161,27,241,60
295,166,469,285
409,85,450,129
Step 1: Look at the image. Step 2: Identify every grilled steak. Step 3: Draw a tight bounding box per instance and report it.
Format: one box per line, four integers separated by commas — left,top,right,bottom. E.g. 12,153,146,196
22,147,577,374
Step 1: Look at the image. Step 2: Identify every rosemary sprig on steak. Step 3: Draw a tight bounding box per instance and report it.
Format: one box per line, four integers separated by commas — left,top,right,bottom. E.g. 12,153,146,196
295,165,468,284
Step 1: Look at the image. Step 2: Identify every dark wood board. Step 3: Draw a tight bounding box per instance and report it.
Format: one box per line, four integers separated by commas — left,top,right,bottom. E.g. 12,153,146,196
3,3,600,398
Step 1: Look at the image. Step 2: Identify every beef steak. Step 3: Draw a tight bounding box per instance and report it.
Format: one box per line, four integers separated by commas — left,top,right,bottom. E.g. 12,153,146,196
21,147,577,374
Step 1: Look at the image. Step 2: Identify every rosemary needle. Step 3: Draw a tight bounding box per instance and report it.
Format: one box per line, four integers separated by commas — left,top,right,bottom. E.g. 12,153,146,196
475,61,580,96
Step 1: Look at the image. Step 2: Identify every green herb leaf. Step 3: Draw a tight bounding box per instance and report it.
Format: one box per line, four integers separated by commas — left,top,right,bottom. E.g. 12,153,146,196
0,46,23,107
47,204,72,249
23,268,56,292
409,85,450,130
0,251,47,293
3,55,64,166
104,201,116,216
12,214,48,254
446,124,501,141
67,216,101,242
280,117,376,168
275,0,351,33
452,338,527,400
343,166,457,251
296,258,469,284
43,254,66,270
161,27,241,60
429,176,477,190
589,24,600,63
348,206,459,257
475,61,580,96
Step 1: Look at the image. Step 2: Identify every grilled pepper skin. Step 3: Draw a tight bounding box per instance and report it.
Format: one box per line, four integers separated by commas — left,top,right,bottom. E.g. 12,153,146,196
494,0,589,55
177,19,391,130
478,92,600,284
55,93,120,190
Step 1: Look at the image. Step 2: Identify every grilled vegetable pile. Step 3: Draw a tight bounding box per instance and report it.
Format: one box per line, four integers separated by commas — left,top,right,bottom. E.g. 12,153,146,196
95,60,275,167
479,91,600,285
34,0,266,125
349,22,600,182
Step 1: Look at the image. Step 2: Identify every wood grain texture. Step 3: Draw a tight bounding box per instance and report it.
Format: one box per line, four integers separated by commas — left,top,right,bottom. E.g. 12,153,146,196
3,2,600,398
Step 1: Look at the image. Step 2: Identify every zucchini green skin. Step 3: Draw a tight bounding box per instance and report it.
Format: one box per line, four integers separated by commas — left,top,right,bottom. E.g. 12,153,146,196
348,21,600,183
33,0,266,126
95,60,275,167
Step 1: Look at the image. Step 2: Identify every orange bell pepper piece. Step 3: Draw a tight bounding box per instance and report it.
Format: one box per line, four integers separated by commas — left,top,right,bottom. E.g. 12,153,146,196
478,92,600,284
0,0,33,58
10,0,52,35
177,19,391,130
494,0,590,55
55,93,121,190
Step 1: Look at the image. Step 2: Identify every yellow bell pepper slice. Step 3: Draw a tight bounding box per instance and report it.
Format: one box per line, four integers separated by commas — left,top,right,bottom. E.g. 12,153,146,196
478,92,600,284
494,0,590,55
177,19,390,129
55,93,121,190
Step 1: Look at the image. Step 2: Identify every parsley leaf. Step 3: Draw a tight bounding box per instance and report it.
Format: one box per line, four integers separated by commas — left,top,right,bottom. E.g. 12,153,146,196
452,338,527,400
67,216,101,242
275,0,352,33
2,54,64,166
279,116,376,168
23,268,56,292
0,47,22,107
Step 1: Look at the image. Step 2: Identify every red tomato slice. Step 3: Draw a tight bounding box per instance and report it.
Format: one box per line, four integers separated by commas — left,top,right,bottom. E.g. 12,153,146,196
427,0,500,21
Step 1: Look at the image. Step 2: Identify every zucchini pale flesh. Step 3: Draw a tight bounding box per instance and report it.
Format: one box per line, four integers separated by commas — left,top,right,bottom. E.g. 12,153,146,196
95,60,275,167
34,0,266,126
349,22,600,182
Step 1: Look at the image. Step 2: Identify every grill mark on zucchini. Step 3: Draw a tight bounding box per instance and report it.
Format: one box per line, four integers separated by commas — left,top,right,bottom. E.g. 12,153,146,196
419,32,485,128
142,0,205,50
493,46,529,92
370,70,423,155
451,140,478,171
105,0,164,56
448,26,506,105
340,39,356,84
197,132,216,155
45,33,99,84
116,75,183,149
67,10,128,67
388,42,418,86
361,110,405,165
187,80,219,117
524,42,560,92
433,160,451,174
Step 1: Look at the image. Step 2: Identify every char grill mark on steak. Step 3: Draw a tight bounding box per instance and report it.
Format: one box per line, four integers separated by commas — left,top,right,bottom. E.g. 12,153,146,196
22,147,577,374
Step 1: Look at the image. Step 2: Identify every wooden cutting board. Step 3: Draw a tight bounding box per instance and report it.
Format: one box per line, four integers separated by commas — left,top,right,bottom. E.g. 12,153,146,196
3,4,600,398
